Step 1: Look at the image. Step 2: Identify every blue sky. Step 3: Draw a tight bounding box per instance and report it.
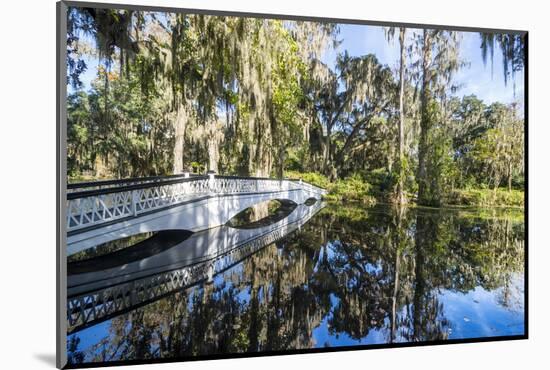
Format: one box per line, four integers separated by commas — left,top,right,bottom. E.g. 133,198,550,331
323,24,524,106
73,21,524,108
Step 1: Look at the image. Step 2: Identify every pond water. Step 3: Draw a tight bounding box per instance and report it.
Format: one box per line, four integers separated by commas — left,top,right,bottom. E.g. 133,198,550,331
67,202,525,365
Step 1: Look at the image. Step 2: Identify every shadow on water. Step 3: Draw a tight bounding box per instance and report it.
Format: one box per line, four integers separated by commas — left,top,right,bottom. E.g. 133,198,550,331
66,202,524,365
68,199,306,275
67,230,193,275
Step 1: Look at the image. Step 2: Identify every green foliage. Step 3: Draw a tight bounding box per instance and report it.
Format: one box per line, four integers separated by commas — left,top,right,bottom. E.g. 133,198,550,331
189,161,206,173
319,202,372,223
470,115,524,190
444,188,524,208
428,127,460,197
454,206,524,222
67,232,155,262
363,168,395,199
68,61,174,180
286,171,375,205
286,170,332,190
451,99,524,191
397,155,418,199
418,101,448,206
328,174,374,204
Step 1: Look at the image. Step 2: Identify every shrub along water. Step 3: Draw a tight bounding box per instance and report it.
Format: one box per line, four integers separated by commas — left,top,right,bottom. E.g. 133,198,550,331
444,188,524,208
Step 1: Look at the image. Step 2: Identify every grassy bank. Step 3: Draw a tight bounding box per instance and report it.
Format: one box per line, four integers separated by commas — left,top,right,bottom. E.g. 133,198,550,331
287,171,524,209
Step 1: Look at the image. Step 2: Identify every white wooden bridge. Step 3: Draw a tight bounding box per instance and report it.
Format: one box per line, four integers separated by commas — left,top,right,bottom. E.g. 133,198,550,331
67,173,326,256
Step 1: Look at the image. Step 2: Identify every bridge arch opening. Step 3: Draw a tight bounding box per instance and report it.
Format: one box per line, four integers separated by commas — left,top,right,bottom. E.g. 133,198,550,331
226,199,297,229
304,197,318,206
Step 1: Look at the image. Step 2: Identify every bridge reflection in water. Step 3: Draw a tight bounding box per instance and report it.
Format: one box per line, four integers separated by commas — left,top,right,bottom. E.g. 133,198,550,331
67,200,324,334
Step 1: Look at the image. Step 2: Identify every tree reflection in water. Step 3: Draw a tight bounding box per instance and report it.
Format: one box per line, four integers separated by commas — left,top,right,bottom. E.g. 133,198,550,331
67,204,524,364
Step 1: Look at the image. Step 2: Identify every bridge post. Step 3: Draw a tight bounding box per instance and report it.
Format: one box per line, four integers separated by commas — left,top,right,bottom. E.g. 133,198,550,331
206,262,214,284
131,190,139,216
207,170,216,193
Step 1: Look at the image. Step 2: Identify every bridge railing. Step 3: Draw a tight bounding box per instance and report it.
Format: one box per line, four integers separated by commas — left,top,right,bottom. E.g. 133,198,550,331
67,175,326,233
67,173,203,193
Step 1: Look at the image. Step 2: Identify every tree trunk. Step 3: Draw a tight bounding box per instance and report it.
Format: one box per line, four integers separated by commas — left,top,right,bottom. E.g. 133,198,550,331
508,161,512,191
255,114,274,178
390,206,403,342
277,144,286,179
333,116,371,174
397,28,406,205
207,119,220,173
172,104,188,174
207,140,219,173
413,218,426,341
250,202,270,223
253,142,272,178
418,30,433,206
322,125,331,176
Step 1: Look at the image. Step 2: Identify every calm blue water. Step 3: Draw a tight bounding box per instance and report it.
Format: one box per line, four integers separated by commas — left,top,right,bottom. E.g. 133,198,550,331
67,204,524,365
